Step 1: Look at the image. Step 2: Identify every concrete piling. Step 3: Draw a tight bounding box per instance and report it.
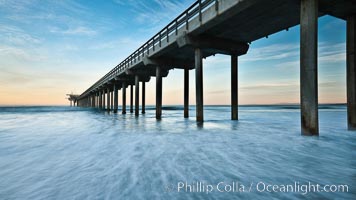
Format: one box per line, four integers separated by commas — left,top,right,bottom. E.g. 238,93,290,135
130,85,133,113
156,66,162,119
114,84,118,113
135,75,140,116
107,88,110,111
184,68,189,118
122,82,127,114
195,48,204,122
300,0,319,135
142,81,146,114
231,55,238,120
347,15,356,130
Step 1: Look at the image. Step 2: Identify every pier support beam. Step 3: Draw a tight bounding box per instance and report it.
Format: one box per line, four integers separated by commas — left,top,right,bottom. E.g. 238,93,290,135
300,0,319,135
130,85,133,113
156,66,162,119
184,67,189,118
122,82,127,114
107,88,110,111
347,15,356,130
231,55,238,120
142,81,146,114
114,83,118,113
135,75,140,116
195,48,204,122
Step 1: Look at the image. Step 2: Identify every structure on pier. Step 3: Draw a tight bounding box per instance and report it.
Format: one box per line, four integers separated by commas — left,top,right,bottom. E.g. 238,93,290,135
66,94,79,107
76,0,356,135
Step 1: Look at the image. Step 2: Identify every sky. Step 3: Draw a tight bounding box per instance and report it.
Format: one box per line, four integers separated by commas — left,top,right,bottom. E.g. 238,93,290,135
0,0,347,106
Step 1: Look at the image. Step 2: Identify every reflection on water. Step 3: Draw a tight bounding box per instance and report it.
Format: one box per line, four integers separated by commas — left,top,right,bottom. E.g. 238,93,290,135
0,105,354,199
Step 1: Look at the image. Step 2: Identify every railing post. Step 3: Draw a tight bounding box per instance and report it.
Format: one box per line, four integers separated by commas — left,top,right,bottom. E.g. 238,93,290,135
175,19,178,35
159,33,162,47
199,0,202,22
185,11,189,30
166,27,169,43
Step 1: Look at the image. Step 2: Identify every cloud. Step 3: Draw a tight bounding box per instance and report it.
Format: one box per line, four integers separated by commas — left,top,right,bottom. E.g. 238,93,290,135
49,26,97,36
241,43,300,62
274,42,346,69
0,24,41,46
113,0,191,26
240,83,299,90
0,45,46,62
88,37,144,50
240,81,341,91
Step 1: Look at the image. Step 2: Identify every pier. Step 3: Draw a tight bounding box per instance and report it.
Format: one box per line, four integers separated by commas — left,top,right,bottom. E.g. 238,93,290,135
76,0,356,135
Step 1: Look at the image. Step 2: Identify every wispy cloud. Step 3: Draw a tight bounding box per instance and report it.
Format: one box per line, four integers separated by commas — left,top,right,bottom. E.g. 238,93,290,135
0,45,46,62
275,42,346,69
113,0,192,26
49,26,97,36
0,24,41,45
241,43,300,62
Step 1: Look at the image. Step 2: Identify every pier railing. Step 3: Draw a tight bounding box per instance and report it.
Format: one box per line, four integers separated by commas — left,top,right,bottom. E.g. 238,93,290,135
80,0,218,98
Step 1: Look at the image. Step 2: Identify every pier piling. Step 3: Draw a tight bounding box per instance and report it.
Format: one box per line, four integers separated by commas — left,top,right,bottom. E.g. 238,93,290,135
184,68,189,118
231,55,238,120
347,15,356,130
156,66,162,119
114,83,118,113
135,75,140,116
107,88,110,111
195,48,204,122
300,0,319,135
122,82,127,114
142,81,146,114
130,85,133,113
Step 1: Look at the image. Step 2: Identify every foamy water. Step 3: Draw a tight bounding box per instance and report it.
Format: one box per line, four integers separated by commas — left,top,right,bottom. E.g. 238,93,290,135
0,105,355,199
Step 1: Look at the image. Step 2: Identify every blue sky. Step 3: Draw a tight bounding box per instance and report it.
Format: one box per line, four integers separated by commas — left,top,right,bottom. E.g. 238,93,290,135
0,0,347,105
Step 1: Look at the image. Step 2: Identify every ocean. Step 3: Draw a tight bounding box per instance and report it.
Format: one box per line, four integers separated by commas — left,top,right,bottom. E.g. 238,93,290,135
0,105,355,199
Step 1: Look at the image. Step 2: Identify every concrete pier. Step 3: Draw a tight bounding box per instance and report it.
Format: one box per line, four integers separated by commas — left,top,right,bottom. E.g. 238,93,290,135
347,15,356,130
300,0,319,136
142,81,146,114
122,82,127,114
135,75,140,116
195,48,204,122
184,68,189,118
231,55,238,120
75,0,356,135
130,85,133,113
156,66,162,119
114,83,118,113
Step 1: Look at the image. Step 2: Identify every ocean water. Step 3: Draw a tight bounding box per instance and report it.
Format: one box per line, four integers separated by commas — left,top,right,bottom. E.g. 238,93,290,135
0,105,355,200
